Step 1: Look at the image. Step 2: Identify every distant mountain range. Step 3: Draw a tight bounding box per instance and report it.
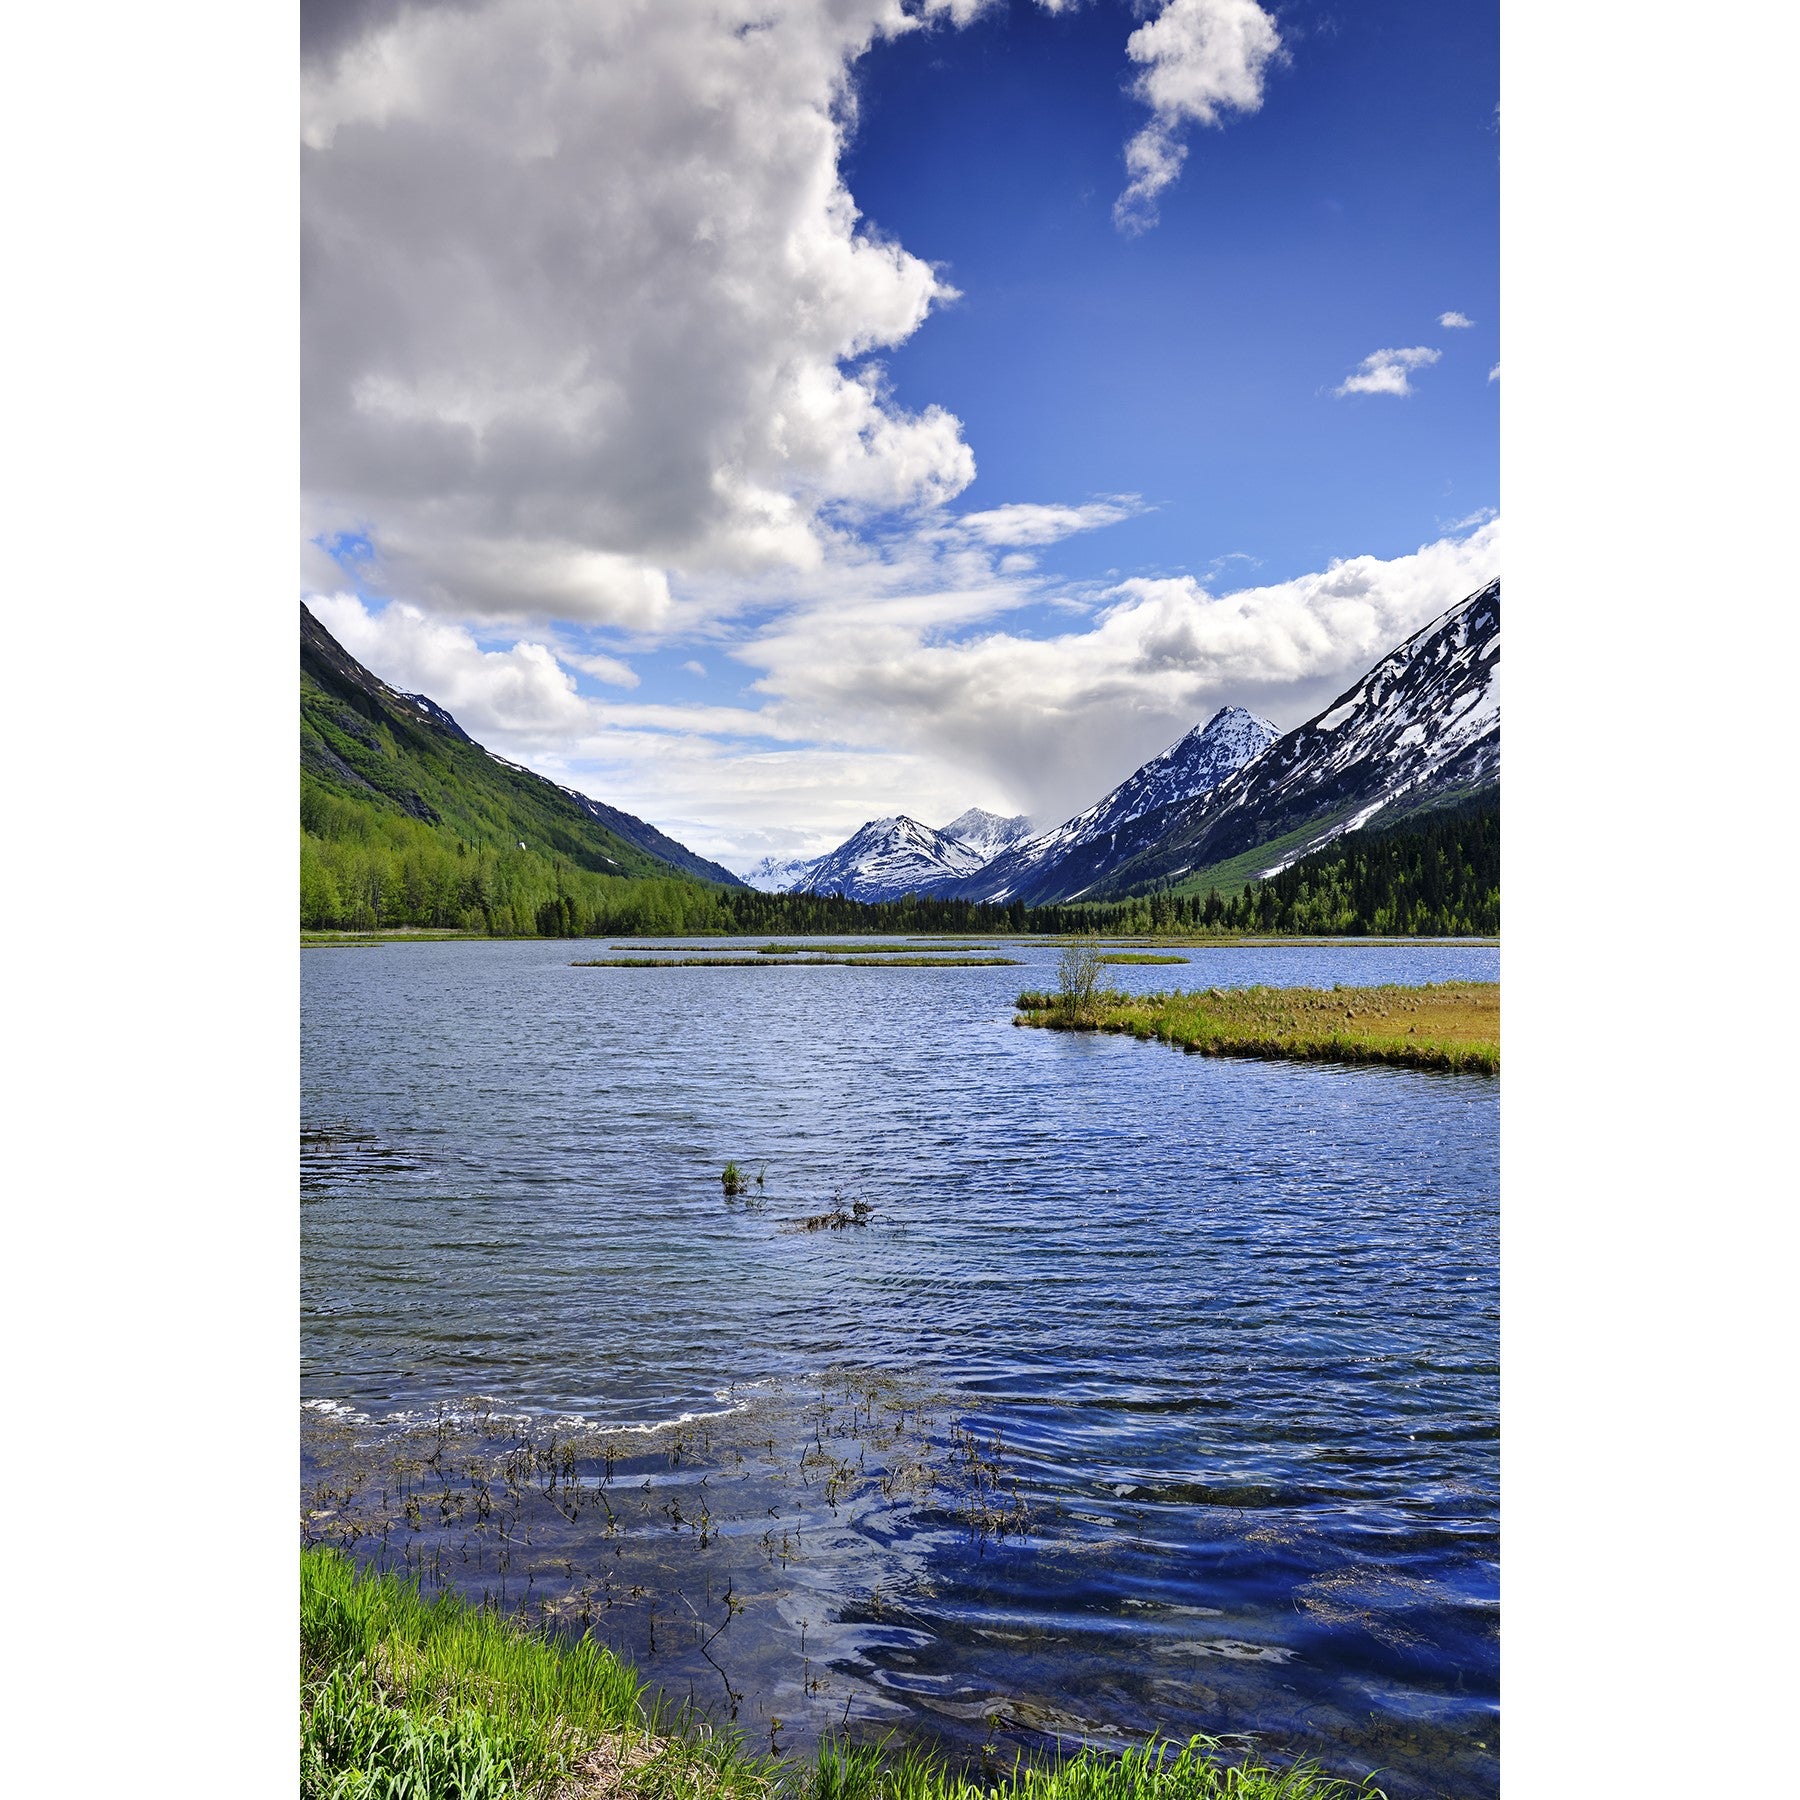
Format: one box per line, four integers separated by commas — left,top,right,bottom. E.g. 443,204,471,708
754,581,1499,907
743,807,1033,900
301,603,744,889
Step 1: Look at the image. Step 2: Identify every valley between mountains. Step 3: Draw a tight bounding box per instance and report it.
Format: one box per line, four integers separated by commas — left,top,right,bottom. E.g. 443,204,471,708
301,580,1498,936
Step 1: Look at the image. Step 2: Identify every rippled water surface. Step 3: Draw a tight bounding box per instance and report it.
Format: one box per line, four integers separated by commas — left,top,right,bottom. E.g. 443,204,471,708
303,938,1498,1797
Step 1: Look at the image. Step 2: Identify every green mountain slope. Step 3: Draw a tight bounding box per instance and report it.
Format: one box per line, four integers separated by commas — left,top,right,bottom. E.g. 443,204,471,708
301,604,742,931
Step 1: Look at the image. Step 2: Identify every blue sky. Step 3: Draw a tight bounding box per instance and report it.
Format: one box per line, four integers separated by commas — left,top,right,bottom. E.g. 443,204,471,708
302,0,1499,867
844,0,1498,589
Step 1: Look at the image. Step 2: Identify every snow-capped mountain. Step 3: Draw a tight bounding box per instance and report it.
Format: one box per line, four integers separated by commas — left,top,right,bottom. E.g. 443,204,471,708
940,807,1035,861
728,580,1495,910
1088,579,1500,898
741,853,824,894
793,815,990,904
947,705,1279,906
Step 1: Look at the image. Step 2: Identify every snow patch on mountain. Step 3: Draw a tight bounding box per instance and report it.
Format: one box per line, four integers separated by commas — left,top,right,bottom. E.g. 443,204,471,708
939,808,1035,861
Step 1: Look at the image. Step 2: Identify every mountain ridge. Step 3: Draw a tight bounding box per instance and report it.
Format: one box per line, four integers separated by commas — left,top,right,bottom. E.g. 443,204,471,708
301,603,745,890
1089,579,1499,900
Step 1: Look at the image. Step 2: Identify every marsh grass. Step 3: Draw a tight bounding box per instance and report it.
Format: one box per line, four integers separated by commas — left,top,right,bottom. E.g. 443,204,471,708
573,956,1022,969
1096,954,1190,966
1015,981,1497,1075
752,943,993,956
302,1550,1383,1800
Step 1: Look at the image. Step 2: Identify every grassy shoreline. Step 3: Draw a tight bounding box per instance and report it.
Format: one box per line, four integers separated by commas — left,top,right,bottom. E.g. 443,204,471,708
1015,982,1498,1075
302,1548,1384,1800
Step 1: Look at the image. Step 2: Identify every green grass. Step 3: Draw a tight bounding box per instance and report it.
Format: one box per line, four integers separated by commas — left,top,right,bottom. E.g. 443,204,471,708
1016,981,1498,1075
301,1546,648,1798
1097,953,1190,965
301,1550,1385,1800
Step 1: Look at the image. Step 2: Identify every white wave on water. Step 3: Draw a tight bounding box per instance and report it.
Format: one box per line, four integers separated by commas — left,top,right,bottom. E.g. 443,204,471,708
301,1387,756,1440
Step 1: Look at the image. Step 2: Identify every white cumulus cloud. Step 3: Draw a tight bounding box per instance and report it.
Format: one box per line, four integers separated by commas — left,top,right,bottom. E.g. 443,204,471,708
303,0,983,625
310,594,592,736
1335,345,1442,399
1114,0,1285,234
1439,310,1475,329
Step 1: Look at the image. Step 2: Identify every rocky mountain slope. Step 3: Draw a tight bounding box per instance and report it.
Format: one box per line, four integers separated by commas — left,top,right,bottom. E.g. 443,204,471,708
789,815,990,903
945,706,1280,907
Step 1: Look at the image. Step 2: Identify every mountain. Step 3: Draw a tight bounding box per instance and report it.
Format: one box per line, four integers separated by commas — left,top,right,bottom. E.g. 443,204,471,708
940,807,1035,861
792,815,990,903
301,603,745,889
946,705,1280,906
1087,579,1500,899
741,852,823,894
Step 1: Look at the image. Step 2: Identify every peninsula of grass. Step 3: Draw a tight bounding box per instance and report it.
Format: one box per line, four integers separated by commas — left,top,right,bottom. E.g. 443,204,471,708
1015,980,1498,1075
574,954,1022,968
1098,952,1190,965
302,1548,1384,1800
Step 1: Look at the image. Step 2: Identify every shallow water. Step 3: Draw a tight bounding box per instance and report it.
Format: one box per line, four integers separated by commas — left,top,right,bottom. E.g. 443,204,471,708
303,938,1498,1797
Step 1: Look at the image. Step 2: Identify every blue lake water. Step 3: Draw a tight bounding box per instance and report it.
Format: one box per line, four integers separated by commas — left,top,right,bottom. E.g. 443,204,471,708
302,938,1498,1798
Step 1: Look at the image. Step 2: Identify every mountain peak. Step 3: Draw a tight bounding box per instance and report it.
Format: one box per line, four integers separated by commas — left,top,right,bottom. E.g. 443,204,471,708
940,807,1035,860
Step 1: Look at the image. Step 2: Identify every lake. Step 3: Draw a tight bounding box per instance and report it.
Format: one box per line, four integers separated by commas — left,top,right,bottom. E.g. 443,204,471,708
302,937,1498,1798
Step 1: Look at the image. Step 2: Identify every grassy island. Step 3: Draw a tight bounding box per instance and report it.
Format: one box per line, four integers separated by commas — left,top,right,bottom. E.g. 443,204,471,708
574,954,1022,968
1015,981,1498,1075
302,1548,1384,1800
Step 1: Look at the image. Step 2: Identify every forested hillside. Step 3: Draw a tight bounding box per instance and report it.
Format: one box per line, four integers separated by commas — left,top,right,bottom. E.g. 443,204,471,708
1132,796,1499,937
301,604,742,933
